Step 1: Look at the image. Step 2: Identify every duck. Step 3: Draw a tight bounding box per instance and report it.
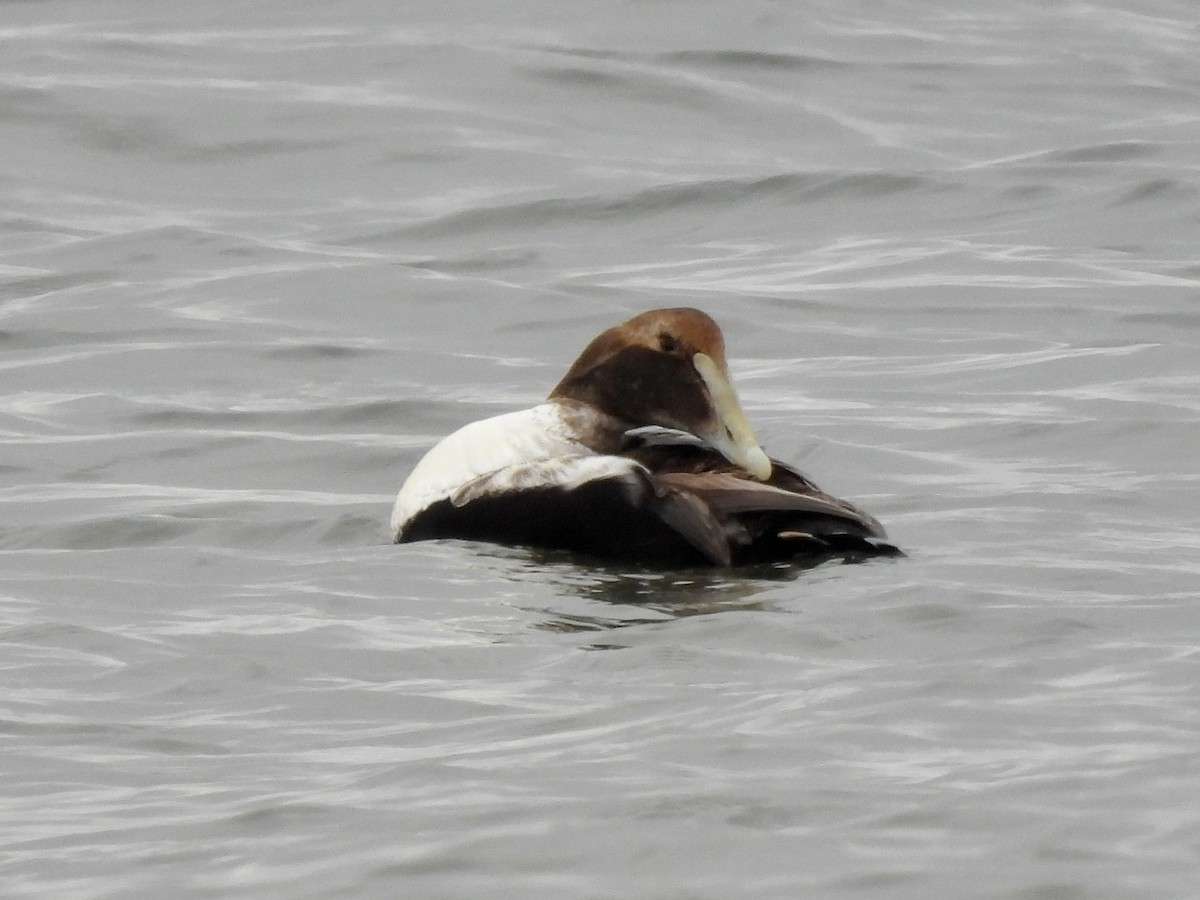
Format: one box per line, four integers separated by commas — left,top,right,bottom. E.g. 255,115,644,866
391,308,900,567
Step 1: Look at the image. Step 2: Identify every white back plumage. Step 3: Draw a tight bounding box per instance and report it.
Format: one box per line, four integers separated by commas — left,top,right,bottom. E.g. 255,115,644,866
390,403,592,539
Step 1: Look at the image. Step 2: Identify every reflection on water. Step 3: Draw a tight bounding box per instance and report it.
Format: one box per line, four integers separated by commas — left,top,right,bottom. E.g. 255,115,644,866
464,541,902,633
531,567,780,635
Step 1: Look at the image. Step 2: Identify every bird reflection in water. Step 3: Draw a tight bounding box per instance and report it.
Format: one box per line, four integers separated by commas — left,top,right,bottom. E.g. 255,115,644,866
472,543,882,640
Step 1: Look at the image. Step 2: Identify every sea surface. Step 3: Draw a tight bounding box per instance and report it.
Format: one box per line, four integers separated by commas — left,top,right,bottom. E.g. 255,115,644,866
3,2,1199,898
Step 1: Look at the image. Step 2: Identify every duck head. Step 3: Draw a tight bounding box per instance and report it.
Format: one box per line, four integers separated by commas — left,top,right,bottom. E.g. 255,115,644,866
549,308,772,480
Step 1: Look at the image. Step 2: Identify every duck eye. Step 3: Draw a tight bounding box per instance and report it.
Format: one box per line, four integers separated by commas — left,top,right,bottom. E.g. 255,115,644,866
657,333,680,353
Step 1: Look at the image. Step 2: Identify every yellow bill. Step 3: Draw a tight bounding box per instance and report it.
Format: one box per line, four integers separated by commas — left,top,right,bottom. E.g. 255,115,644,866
692,351,772,481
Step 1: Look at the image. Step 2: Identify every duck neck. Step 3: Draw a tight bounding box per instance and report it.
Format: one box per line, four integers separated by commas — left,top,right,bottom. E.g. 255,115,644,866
549,399,634,456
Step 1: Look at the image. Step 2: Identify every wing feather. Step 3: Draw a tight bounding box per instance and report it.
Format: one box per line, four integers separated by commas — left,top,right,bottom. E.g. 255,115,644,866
657,471,887,538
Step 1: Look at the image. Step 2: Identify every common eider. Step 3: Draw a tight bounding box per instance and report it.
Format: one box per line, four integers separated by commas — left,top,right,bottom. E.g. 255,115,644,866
391,308,900,566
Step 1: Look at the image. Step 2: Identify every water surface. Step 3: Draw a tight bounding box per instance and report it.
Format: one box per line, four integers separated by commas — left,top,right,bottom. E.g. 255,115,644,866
3,2,1199,897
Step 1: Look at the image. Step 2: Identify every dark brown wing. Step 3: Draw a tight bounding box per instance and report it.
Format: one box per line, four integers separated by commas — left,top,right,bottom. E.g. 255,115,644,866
627,440,900,564
656,470,886,536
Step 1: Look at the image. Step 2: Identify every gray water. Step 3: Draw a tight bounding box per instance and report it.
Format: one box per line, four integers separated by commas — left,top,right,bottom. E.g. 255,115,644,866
3,2,1199,897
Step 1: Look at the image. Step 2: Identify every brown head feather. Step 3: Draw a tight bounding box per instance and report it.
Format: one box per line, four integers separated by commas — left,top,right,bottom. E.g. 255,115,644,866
551,308,729,394
549,307,771,480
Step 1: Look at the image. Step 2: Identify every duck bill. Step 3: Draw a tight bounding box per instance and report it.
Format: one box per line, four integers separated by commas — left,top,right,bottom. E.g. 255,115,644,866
692,352,773,480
